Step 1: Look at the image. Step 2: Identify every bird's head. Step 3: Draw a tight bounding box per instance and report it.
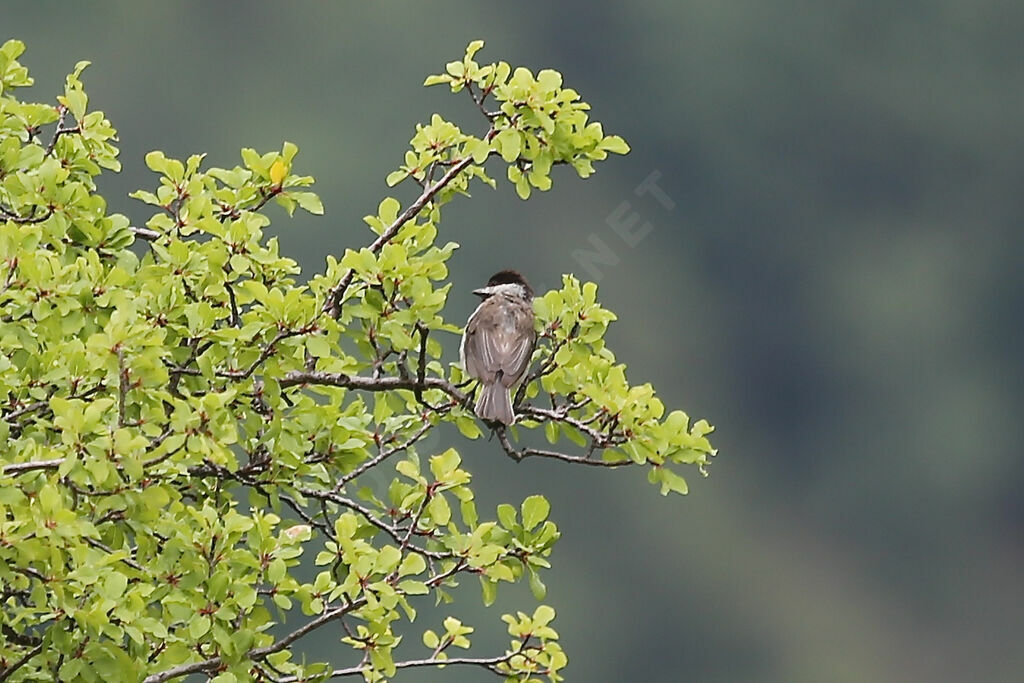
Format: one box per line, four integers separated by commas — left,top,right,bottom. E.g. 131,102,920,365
473,269,533,300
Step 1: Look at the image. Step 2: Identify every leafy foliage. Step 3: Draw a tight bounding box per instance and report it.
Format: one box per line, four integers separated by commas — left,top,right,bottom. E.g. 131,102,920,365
0,39,715,682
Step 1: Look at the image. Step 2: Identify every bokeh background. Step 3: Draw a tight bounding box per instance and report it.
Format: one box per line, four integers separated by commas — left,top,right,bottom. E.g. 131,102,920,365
7,2,1024,681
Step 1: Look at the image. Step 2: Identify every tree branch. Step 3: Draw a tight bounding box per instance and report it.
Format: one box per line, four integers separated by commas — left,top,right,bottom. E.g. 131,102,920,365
130,226,162,241
44,105,81,157
323,126,497,318
281,370,468,405
296,486,451,561
116,347,128,427
142,602,360,683
143,556,469,682
217,327,307,381
274,637,534,681
0,205,54,225
0,643,44,682
2,458,64,475
336,420,434,489
495,427,631,468
519,403,623,448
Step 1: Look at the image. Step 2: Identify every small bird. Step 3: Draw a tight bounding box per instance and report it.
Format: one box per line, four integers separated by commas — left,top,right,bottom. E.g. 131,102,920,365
460,270,537,425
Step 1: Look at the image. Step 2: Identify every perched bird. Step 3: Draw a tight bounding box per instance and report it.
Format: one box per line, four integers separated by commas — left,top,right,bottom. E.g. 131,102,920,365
460,270,537,425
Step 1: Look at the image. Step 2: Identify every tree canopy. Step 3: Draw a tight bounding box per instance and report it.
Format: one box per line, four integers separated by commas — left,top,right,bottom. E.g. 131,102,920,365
0,39,715,682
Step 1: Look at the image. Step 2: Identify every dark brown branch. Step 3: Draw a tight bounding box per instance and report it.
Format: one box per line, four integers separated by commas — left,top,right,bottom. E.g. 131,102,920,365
465,81,500,121
0,643,44,682
0,205,54,225
495,427,631,468
224,280,241,327
140,428,179,468
412,323,447,411
116,347,128,427
281,370,468,405
247,186,283,214
518,403,619,447
0,257,17,296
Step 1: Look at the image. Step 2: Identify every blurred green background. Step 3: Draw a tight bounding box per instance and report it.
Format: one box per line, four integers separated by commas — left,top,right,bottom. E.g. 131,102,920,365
7,2,1024,681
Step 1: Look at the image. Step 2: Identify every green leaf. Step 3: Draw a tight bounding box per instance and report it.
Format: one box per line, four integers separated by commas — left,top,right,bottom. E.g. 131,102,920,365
455,415,482,439
497,503,518,530
428,493,451,525
599,135,630,155
521,494,550,532
100,572,128,600
528,568,547,600
465,137,492,164
377,196,400,225
189,616,211,639
396,459,420,480
658,467,689,496
466,40,485,59
480,576,498,606
399,580,430,595
306,334,331,357
423,629,440,649
495,129,522,163
144,150,169,174
533,604,556,627
423,74,450,87
429,448,461,480
399,553,426,577
291,191,324,215
544,420,560,444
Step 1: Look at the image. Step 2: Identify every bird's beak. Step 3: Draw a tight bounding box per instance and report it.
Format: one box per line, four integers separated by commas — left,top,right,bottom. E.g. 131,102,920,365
473,285,498,297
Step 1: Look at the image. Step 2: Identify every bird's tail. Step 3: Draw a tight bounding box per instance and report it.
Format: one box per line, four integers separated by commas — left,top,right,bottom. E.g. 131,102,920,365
475,382,514,425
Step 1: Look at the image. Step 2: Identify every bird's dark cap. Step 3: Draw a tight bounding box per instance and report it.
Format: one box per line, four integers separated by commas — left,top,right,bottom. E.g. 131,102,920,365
485,269,533,298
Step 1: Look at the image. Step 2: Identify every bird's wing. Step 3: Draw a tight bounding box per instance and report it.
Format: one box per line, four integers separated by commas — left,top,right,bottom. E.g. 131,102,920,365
463,305,500,383
463,299,536,387
497,314,536,388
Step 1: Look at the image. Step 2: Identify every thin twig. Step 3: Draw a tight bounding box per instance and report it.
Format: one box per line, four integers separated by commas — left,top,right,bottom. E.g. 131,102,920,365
44,105,81,157
335,420,434,489
217,328,305,381
83,537,144,572
116,347,128,427
296,486,450,561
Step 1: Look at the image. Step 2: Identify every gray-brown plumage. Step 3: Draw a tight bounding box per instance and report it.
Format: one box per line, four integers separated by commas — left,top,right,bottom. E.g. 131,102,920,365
460,270,536,425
